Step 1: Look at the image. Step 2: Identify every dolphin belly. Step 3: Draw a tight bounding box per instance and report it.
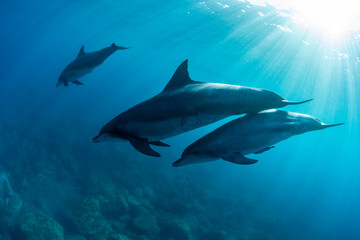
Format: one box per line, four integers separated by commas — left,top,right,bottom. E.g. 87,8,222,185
65,67,94,80
122,113,230,141
217,129,293,156
122,118,184,141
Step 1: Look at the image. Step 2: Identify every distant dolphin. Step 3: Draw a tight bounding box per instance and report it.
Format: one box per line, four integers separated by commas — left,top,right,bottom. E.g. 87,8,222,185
173,110,343,167
56,43,128,87
93,60,312,157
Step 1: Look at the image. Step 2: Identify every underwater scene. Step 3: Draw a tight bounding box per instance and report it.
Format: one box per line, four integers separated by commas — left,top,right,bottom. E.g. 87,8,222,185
1,0,359,239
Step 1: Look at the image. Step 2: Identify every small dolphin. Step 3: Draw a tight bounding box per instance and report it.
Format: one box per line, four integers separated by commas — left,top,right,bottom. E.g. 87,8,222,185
93,60,312,157
56,43,128,87
173,110,343,167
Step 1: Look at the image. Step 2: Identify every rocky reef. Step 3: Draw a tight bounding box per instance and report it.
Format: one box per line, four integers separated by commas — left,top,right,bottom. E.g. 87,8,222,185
0,116,289,240
17,209,64,240
0,171,23,239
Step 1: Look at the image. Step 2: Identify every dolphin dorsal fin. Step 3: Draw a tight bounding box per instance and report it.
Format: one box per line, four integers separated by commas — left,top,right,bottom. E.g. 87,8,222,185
162,60,194,92
77,45,85,58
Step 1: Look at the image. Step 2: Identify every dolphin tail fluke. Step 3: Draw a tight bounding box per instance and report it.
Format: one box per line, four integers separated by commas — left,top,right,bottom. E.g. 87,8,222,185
149,141,170,147
111,43,129,50
129,138,161,157
321,123,344,129
282,99,313,105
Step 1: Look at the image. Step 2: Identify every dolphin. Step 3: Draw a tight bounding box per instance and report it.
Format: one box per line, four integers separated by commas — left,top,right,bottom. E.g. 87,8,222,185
56,43,128,87
93,60,312,157
173,110,343,167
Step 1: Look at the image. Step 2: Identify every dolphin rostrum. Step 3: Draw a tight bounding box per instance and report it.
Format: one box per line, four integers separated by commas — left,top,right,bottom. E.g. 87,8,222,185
93,60,312,157
56,43,128,87
173,110,343,167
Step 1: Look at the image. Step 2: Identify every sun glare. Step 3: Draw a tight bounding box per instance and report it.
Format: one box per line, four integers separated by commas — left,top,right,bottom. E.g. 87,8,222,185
291,0,360,37
251,0,360,38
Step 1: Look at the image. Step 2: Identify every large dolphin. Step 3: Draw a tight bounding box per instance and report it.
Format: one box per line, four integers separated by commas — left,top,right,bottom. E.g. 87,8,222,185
93,60,312,157
56,43,128,87
173,110,343,167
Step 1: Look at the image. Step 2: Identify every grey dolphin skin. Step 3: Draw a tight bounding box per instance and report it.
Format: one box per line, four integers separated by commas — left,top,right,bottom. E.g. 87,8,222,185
173,110,343,167
93,60,312,157
56,43,128,87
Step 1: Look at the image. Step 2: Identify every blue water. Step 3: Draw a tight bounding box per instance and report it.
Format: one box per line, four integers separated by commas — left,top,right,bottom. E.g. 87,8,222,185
1,0,359,239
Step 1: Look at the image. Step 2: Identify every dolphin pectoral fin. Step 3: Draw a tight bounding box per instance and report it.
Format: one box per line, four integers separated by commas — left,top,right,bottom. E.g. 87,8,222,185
222,152,258,165
77,45,85,58
129,138,161,157
172,159,183,167
149,141,170,147
254,146,275,154
64,82,68,87
72,80,84,85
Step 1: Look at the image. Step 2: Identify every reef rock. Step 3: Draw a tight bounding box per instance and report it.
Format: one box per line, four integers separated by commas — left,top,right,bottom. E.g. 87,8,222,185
98,184,129,219
131,207,159,235
108,233,131,240
78,173,129,219
64,198,111,236
0,171,22,230
0,171,22,214
157,215,193,240
65,235,87,240
18,209,64,240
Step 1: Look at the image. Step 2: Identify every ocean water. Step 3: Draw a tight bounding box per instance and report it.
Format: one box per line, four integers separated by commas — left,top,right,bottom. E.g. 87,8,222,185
0,0,359,239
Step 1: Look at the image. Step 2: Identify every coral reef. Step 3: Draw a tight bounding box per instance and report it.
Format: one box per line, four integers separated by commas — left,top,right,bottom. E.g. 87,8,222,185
0,171,23,239
0,116,289,240
65,235,87,240
64,198,111,236
131,207,160,235
0,171,22,216
17,209,64,240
